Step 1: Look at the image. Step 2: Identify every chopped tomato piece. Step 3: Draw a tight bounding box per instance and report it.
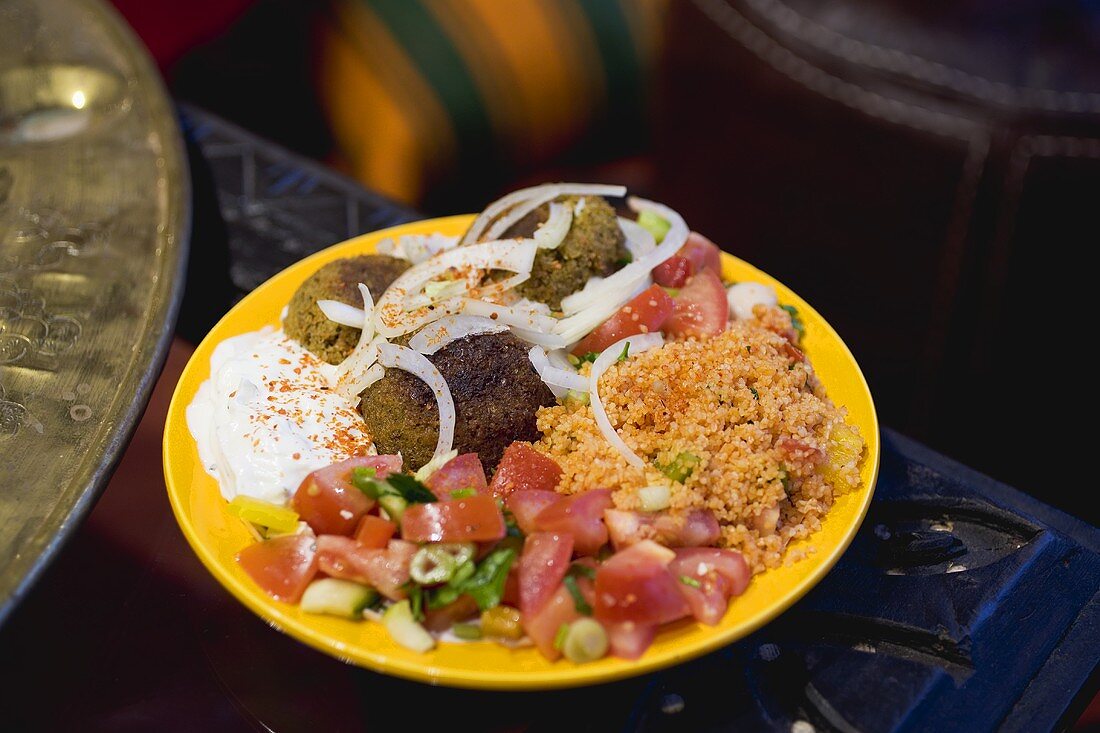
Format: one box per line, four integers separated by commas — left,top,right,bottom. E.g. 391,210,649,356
236,534,318,603
679,232,722,273
518,532,575,615
605,621,657,660
489,443,562,498
594,540,690,627
521,576,596,661
652,255,693,288
505,490,564,534
669,548,750,625
664,269,729,339
315,535,416,600
776,436,824,466
604,508,721,550
570,285,674,356
425,453,488,497
423,594,480,633
291,455,401,536
355,514,396,549
400,494,506,543
534,489,613,556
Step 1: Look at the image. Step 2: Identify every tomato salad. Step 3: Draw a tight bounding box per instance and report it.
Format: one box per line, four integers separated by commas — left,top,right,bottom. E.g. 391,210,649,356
234,443,748,662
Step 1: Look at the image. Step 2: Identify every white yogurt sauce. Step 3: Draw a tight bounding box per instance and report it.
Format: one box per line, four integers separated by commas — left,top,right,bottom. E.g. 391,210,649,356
186,328,373,504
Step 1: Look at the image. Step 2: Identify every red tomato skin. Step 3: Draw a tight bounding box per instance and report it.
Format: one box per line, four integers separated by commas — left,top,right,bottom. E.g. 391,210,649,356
423,594,480,633
519,532,575,615
664,269,729,339
680,232,722,273
425,453,488,497
521,577,596,661
315,535,415,600
355,515,396,549
652,255,693,288
570,285,674,356
505,490,564,534
604,508,721,551
672,547,750,595
594,540,690,626
535,489,613,556
669,547,749,625
236,534,318,603
489,443,563,498
400,495,506,543
291,455,401,536
606,621,657,660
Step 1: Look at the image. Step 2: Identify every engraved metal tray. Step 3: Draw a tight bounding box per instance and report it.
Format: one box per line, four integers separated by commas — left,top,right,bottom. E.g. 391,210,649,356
0,0,188,622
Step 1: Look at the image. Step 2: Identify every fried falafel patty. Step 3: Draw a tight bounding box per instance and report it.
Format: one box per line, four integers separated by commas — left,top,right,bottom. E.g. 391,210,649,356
503,195,630,310
284,254,410,364
358,332,555,471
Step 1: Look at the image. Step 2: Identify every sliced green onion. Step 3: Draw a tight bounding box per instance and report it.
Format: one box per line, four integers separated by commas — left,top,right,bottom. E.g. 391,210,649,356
561,618,609,663
680,575,702,589
351,467,382,498
566,353,582,367
451,559,477,587
553,623,570,651
658,452,701,483
378,494,408,524
410,546,459,585
563,575,593,616
452,623,482,640
617,342,630,362
565,389,590,405
450,487,476,499
637,210,671,243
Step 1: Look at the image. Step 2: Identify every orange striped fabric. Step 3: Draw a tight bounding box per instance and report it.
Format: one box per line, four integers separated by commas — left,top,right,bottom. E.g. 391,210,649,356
316,0,667,206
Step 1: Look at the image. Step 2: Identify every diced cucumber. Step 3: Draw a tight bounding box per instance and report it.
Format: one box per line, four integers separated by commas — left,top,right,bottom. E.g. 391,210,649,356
378,494,408,524
382,600,436,652
300,578,377,618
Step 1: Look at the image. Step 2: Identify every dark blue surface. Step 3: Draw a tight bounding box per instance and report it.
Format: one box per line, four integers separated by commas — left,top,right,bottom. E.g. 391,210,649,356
179,105,1099,732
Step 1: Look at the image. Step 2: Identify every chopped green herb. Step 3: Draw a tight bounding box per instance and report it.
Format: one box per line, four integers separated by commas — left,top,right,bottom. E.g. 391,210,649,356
452,623,482,640
563,575,593,615
450,487,477,499
746,346,752,354
386,473,438,504
662,287,680,298
460,548,517,611
580,352,600,364
749,386,759,401
780,304,805,340
568,563,597,581
680,575,702,589
637,210,671,243
554,623,571,651
657,452,701,483
615,254,633,268
617,342,631,362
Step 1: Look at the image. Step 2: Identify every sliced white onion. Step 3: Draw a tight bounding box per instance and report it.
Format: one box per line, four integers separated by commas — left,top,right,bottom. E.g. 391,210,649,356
463,183,627,246
376,342,455,462
332,284,382,399
590,333,665,468
529,346,589,399
619,217,657,260
317,299,366,328
510,326,568,350
374,238,537,338
546,349,575,371
334,334,386,400
409,315,507,355
457,298,559,333
533,202,573,250
378,233,460,264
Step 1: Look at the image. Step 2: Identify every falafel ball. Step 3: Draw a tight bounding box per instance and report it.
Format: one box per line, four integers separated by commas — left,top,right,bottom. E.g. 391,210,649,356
358,332,555,471
503,195,630,310
284,254,410,364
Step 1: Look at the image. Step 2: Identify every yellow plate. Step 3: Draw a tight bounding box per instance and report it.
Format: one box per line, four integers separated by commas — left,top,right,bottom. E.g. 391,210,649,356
163,215,879,690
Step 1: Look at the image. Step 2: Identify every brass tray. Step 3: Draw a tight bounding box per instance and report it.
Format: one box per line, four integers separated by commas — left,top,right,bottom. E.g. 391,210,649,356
0,0,189,621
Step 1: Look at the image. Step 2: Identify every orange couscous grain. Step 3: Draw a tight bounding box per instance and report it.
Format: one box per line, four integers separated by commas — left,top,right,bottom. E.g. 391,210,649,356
534,306,864,574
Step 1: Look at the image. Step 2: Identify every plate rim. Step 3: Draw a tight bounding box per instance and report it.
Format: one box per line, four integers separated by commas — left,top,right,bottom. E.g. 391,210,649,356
163,215,880,690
